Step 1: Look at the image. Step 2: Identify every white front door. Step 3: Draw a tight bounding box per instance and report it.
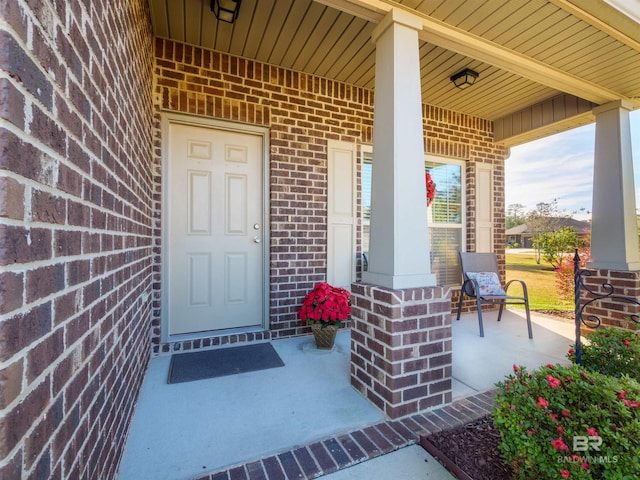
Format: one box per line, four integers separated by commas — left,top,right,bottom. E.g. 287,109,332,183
164,118,265,336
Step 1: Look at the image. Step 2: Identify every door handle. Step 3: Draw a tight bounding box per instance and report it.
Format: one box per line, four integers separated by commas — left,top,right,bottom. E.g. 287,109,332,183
254,236,261,243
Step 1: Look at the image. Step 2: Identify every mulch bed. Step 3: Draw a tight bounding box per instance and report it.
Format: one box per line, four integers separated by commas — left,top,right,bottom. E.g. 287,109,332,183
424,415,513,480
534,309,575,321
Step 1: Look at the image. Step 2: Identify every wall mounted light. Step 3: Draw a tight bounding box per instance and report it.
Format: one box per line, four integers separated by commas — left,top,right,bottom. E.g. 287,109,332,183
211,0,241,23
450,68,479,89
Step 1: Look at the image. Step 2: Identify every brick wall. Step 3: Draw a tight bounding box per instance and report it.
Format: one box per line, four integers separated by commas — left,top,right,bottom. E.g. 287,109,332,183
152,39,508,353
581,269,640,329
0,1,154,479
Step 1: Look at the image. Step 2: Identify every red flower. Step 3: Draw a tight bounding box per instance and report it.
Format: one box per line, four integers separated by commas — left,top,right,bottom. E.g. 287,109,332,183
552,438,569,451
536,397,549,408
586,427,598,437
622,340,631,347
561,409,571,418
568,348,575,355
513,364,519,373
560,469,570,479
299,282,351,326
547,375,562,389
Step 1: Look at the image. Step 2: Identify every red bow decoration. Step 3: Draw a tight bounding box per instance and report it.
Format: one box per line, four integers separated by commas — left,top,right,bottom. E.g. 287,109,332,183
426,172,436,207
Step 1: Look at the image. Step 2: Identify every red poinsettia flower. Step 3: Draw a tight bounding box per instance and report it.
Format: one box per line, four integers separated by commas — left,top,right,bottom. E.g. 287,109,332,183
298,282,351,326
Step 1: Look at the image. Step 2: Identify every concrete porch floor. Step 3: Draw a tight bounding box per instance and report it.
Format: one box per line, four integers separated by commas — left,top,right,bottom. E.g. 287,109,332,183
117,310,576,480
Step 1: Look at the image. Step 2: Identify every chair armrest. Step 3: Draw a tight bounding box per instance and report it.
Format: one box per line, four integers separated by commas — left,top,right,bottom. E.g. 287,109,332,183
504,279,529,298
461,278,480,297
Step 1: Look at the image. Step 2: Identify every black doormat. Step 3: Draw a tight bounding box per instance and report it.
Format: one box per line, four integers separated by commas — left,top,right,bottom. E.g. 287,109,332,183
167,343,285,384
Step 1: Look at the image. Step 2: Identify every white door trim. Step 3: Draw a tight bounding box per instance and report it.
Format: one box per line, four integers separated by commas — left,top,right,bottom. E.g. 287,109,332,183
160,112,270,342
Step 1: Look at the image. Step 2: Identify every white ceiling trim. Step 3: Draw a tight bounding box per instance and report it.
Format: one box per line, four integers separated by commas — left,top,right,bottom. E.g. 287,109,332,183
549,0,640,53
314,0,629,105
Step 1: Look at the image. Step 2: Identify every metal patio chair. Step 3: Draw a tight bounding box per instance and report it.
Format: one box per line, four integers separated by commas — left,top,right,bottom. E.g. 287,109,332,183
456,251,533,338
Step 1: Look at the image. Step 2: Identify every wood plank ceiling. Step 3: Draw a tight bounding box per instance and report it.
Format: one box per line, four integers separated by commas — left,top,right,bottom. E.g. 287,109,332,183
148,0,640,143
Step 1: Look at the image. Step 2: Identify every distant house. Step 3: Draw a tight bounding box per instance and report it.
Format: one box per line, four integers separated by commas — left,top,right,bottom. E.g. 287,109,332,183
506,218,591,248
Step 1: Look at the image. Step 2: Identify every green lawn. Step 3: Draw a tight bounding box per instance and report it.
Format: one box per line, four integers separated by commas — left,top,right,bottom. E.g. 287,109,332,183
505,252,573,311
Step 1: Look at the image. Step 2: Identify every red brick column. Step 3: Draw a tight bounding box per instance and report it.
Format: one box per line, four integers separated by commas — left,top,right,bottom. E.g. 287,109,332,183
350,283,452,419
581,269,640,329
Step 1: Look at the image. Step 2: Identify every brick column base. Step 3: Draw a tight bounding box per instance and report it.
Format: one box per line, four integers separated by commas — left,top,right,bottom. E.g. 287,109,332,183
581,269,640,329
350,282,453,419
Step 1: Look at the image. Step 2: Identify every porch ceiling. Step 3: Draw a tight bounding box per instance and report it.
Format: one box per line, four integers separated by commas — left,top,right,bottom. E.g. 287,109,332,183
148,0,640,146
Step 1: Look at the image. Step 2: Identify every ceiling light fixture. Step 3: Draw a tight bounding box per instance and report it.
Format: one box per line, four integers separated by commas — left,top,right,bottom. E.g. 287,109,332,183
211,0,241,24
450,68,479,89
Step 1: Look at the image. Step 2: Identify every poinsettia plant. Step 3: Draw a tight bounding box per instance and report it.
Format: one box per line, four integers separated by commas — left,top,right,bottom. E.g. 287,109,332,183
426,172,436,207
298,282,351,328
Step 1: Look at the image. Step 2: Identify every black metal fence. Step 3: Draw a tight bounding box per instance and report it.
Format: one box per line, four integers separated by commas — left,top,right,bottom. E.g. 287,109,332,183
573,249,640,364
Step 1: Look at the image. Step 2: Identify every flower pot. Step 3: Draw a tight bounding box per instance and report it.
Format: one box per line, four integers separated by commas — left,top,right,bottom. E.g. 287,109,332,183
311,323,337,350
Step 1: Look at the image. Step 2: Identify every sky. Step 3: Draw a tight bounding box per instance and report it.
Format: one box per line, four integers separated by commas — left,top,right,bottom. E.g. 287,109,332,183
505,110,640,221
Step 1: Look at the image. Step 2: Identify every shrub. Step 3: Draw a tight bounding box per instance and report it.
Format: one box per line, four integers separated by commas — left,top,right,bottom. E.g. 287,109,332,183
555,229,590,301
568,327,640,381
494,364,640,479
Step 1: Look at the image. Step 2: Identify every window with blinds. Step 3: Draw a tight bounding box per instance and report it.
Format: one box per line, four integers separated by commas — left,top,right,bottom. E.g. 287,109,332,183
361,152,465,286
426,159,464,286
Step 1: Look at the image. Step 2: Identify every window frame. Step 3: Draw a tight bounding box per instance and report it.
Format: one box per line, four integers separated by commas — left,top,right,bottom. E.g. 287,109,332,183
425,154,466,286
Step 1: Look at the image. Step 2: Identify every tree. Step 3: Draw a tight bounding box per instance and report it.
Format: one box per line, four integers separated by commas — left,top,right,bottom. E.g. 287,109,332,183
506,203,526,229
525,199,569,264
534,227,580,270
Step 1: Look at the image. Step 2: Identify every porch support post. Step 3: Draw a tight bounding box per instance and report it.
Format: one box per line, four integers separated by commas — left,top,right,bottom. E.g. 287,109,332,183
350,284,452,419
589,100,640,271
362,8,436,290
351,9,452,420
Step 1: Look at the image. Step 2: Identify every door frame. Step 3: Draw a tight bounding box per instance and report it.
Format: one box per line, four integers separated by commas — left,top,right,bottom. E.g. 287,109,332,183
160,112,270,342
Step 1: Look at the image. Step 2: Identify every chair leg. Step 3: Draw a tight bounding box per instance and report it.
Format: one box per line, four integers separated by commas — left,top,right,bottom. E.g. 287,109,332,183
456,289,464,321
525,301,533,339
476,297,484,337
497,303,505,322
